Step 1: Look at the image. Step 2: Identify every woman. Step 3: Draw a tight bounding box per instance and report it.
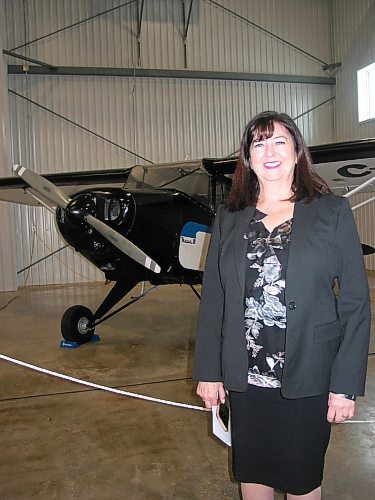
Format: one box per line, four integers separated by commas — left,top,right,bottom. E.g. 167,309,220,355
193,111,371,499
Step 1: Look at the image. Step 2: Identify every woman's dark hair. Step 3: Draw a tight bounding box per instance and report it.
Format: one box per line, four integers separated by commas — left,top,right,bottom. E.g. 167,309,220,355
225,111,331,211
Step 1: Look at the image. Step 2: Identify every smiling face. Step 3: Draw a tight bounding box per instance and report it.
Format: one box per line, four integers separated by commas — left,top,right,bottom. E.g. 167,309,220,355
249,121,297,188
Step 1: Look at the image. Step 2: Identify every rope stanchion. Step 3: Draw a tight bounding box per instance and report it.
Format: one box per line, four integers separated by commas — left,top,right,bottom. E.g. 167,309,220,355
0,353,207,412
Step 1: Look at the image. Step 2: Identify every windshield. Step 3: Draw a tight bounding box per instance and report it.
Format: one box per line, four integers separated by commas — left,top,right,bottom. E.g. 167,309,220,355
125,161,211,206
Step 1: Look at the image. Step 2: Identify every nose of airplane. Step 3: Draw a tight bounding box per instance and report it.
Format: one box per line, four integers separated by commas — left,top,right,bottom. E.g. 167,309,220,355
64,190,136,236
67,193,97,225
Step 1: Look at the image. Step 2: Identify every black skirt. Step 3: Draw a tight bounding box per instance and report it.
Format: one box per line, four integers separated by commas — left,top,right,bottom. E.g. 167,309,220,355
230,384,331,495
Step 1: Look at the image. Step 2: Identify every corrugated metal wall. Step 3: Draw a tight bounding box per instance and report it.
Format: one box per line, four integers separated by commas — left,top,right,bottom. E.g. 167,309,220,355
0,50,17,292
331,0,375,270
2,0,371,290
332,0,375,141
333,0,375,141
4,0,332,72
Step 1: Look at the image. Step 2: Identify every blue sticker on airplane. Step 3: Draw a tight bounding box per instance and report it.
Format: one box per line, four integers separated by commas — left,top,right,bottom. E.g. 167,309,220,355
181,222,211,239
179,222,212,271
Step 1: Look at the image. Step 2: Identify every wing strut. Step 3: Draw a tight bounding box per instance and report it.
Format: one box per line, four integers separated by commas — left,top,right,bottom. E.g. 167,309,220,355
343,175,375,198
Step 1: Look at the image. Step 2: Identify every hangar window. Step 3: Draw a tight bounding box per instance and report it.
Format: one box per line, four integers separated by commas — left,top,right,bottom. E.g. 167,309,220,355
357,62,375,122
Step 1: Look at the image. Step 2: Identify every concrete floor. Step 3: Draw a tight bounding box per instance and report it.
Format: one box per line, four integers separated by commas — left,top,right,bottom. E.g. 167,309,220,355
0,275,374,500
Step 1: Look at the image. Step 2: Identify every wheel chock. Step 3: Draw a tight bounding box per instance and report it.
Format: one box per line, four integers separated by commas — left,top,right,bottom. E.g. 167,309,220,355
59,334,101,349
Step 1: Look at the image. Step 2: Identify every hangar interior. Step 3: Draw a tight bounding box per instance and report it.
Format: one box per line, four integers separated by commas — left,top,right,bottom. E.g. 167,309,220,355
0,1,374,499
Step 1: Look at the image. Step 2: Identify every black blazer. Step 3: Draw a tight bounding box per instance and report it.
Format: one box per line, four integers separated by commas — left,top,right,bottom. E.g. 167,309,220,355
193,194,371,398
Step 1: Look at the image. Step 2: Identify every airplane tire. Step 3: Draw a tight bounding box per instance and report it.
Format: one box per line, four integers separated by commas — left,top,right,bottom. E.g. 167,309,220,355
61,305,95,344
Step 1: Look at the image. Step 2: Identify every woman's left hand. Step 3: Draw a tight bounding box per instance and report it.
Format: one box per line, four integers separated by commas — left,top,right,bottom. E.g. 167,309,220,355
327,392,356,423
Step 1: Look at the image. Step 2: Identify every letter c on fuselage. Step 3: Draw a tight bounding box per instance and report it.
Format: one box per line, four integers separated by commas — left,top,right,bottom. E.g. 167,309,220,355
337,163,371,178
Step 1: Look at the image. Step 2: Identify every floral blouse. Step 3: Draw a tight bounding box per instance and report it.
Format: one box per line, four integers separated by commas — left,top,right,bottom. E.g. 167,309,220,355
244,209,293,388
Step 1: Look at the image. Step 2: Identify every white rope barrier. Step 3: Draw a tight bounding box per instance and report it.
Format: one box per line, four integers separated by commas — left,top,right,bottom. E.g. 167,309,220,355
344,420,375,424
1,353,374,423
0,353,206,412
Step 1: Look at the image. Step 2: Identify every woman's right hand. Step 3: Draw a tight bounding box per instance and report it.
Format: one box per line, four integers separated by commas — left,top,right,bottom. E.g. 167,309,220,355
197,381,226,409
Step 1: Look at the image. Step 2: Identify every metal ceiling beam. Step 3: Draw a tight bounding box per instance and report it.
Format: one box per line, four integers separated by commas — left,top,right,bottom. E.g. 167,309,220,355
7,65,335,85
3,50,56,70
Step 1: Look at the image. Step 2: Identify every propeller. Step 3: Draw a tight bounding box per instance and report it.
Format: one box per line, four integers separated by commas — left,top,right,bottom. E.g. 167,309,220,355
84,214,161,273
14,164,70,209
14,164,161,273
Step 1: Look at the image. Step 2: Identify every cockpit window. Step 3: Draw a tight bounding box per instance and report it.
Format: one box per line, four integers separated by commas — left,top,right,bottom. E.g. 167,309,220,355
125,162,210,206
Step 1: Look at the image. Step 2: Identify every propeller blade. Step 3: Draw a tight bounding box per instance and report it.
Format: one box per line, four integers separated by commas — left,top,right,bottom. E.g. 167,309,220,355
14,164,71,209
85,214,161,273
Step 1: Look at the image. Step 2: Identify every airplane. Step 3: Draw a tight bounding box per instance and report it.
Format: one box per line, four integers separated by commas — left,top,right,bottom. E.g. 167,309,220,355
0,138,374,346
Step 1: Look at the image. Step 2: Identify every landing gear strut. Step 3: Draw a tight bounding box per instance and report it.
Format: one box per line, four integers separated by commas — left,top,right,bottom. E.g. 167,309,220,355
60,275,143,344
60,279,200,345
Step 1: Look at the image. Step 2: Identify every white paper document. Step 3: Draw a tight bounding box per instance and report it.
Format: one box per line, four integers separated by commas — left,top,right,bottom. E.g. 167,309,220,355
212,405,232,446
